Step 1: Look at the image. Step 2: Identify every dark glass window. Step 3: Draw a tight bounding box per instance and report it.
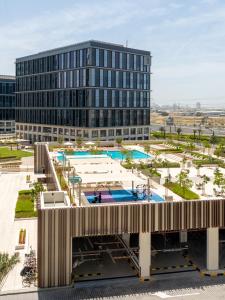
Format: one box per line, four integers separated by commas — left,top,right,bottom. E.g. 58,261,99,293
122,53,127,69
103,70,108,87
99,49,104,67
115,52,119,68
92,48,96,66
107,51,112,68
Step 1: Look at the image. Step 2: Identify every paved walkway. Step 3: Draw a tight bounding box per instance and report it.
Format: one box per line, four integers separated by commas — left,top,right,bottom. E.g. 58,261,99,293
0,171,37,292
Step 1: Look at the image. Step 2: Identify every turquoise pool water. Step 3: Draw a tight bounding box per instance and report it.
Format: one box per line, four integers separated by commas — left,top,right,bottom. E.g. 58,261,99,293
84,189,164,203
58,150,150,160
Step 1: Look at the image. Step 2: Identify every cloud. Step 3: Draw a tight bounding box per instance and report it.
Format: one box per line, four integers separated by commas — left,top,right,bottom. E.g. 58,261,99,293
1,0,225,106
0,0,141,73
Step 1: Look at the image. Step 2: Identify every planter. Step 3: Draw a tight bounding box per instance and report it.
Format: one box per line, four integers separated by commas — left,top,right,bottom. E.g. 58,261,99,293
15,229,28,251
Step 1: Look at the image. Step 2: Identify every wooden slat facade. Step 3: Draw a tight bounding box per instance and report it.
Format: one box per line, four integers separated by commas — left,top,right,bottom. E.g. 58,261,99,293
38,200,225,287
35,143,225,288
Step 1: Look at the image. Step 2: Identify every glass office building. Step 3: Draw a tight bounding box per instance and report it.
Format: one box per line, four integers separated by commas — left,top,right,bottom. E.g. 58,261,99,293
15,40,151,142
0,75,15,134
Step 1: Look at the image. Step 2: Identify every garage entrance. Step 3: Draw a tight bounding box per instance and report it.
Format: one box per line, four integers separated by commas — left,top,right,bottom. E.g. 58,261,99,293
72,235,138,282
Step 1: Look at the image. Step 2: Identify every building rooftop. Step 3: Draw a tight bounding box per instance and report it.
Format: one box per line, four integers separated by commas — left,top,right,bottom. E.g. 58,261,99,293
0,75,15,81
16,40,151,62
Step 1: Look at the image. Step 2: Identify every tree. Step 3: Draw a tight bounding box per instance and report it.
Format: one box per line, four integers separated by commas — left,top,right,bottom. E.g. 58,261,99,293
31,182,45,203
201,175,210,195
177,127,182,139
213,168,225,191
154,150,160,161
197,128,202,140
209,133,218,145
121,148,129,162
182,155,187,169
215,142,225,158
144,144,151,154
159,126,166,139
115,137,123,147
176,170,193,198
96,138,101,148
193,129,197,140
202,141,211,155
76,137,83,148
57,136,64,145
187,142,195,151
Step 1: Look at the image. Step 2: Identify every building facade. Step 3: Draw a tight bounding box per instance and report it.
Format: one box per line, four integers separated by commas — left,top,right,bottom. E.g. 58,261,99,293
36,143,223,288
15,40,151,142
0,75,15,134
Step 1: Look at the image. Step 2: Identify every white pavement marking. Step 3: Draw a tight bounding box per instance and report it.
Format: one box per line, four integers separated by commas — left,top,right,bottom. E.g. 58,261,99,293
153,291,200,299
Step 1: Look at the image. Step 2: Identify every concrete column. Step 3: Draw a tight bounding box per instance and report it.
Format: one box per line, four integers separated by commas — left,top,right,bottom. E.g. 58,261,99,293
122,233,130,247
139,232,151,280
207,227,219,271
179,230,187,243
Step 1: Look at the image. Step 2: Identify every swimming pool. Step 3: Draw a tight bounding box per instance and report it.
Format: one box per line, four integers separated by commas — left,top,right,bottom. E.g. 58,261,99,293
58,150,150,160
84,189,164,204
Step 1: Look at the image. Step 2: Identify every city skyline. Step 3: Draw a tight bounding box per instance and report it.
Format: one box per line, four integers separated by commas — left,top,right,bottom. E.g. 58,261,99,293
1,0,225,105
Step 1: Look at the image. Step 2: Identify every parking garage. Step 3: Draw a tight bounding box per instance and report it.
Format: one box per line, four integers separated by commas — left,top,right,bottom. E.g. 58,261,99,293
70,228,225,283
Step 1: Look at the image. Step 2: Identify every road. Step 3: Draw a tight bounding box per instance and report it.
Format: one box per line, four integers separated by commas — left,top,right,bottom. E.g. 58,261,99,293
2,272,225,299
151,124,225,137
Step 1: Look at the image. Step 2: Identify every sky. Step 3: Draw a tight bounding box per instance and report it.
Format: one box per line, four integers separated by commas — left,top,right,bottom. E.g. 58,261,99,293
0,0,225,107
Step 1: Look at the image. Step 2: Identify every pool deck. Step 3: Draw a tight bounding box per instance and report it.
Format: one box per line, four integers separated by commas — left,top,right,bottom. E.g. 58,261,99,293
51,147,182,206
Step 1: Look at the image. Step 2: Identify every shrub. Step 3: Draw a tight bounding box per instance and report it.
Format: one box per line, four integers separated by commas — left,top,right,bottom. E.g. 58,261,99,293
0,253,20,284
19,190,32,195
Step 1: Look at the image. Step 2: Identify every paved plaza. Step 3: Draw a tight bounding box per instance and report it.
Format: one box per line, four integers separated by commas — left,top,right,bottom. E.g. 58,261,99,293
0,170,37,292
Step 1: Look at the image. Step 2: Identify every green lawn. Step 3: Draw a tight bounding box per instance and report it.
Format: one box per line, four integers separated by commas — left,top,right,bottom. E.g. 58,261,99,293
0,147,33,160
15,190,37,218
165,182,200,200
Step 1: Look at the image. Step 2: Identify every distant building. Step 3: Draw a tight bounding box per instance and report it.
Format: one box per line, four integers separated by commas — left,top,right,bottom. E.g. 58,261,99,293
15,40,151,142
196,102,201,110
0,75,15,134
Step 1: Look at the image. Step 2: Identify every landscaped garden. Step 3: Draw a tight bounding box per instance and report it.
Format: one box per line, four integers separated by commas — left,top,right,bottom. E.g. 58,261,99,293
15,190,37,218
0,147,33,161
15,182,44,218
164,170,200,200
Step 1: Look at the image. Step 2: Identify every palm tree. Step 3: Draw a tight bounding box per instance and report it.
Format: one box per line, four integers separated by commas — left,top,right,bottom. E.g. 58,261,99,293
160,126,166,139
182,155,187,169
121,148,129,162
203,141,210,155
198,127,202,140
201,175,210,196
193,129,197,140
144,144,151,155
76,137,83,148
154,150,160,161
177,127,182,139
58,136,64,145
115,137,123,148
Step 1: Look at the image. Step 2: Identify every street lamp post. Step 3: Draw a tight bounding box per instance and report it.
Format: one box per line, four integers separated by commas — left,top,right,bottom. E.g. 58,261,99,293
72,168,75,196
78,180,82,206
67,160,70,184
